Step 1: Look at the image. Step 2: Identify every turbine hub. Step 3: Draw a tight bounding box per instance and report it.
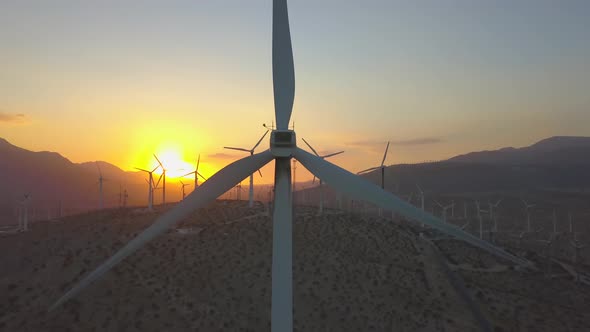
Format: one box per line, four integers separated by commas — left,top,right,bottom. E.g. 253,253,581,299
270,130,296,157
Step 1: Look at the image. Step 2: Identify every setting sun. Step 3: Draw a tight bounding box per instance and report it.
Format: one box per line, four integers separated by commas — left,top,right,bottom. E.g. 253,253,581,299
151,149,194,179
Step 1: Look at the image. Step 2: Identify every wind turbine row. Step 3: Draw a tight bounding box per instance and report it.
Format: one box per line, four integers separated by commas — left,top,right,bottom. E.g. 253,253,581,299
51,3,531,332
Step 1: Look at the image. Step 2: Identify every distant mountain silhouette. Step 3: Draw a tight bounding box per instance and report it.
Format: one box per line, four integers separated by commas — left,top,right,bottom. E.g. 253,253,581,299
447,136,590,165
0,138,178,223
309,136,590,199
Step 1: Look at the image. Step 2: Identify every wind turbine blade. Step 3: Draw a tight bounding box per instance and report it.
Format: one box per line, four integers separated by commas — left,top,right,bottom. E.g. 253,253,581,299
381,141,390,167
322,151,344,159
293,147,530,266
301,138,319,156
271,157,293,331
224,147,250,153
179,180,184,185
272,0,295,130
151,165,160,173
153,154,164,168
416,184,423,193
154,173,163,188
197,171,208,181
357,166,380,174
135,167,150,173
49,150,274,311
182,171,196,177
258,169,263,177
196,154,201,173
252,130,270,151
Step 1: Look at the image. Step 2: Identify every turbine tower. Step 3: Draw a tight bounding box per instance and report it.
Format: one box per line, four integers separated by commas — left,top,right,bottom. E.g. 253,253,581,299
223,130,269,207
521,199,535,232
51,3,531,332
488,198,502,221
135,165,160,211
96,162,105,209
183,154,207,192
180,180,189,200
301,137,344,214
416,184,425,211
153,154,167,206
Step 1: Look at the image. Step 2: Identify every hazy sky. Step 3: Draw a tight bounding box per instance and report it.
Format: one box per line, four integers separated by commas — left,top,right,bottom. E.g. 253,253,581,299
1,0,589,183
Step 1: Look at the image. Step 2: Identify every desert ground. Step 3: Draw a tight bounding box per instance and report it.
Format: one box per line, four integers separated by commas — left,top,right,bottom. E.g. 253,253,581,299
1,200,589,331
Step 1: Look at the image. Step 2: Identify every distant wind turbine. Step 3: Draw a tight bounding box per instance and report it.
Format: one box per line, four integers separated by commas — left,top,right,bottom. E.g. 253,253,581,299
180,180,189,200
416,184,425,211
135,165,160,211
182,154,207,192
224,130,269,207
96,162,106,210
153,154,167,206
358,141,390,189
488,199,503,221
434,200,454,222
301,137,344,214
51,3,530,332
521,199,535,232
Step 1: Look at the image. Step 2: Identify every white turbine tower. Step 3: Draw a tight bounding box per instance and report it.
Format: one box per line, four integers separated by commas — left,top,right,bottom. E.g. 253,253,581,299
522,199,535,233
51,3,530,332
416,184,425,211
135,165,160,211
224,130,269,207
182,154,207,192
475,200,488,239
301,137,344,214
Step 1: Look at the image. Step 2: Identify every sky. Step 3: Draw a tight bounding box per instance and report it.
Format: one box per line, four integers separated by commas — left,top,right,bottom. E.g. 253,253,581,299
1,0,589,184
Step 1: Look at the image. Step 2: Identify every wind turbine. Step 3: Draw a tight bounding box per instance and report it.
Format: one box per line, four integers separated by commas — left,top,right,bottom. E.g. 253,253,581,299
358,141,390,189
51,3,530,332
224,130,269,207
135,165,160,211
180,180,189,200
152,173,164,205
182,154,207,192
488,198,502,221
416,184,425,211
301,137,344,214
521,199,535,232
153,154,167,206
434,200,454,222
475,200,488,239
96,162,105,210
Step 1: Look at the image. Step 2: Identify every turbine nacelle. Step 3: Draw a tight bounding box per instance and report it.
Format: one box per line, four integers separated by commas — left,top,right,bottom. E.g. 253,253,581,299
270,129,296,157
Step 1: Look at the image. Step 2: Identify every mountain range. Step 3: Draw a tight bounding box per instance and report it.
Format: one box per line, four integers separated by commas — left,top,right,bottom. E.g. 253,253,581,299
1,136,589,223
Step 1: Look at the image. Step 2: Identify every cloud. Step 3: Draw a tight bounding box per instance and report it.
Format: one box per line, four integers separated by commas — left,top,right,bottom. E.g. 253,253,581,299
347,137,443,148
207,152,242,160
0,112,29,125
391,137,443,146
